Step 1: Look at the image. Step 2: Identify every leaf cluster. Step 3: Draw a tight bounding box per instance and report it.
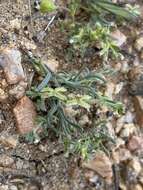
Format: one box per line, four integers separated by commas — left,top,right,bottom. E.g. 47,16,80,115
67,0,138,60
26,55,123,158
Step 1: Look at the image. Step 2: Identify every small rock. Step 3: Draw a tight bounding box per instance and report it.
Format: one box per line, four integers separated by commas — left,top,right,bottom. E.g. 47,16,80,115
13,96,37,134
114,62,122,71
120,123,136,138
78,115,90,126
128,66,143,82
114,138,125,150
106,122,115,138
133,55,140,66
89,175,99,184
112,148,131,164
126,167,138,184
119,182,127,190
129,157,142,174
105,82,115,99
121,60,129,73
114,82,124,94
21,39,37,50
10,18,21,30
0,48,25,84
1,79,8,88
111,29,127,47
116,116,125,133
131,184,142,190
0,185,9,190
38,144,47,152
0,154,14,167
133,96,143,127
84,170,95,182
85,172,103,188
9,81,27,99
9,185,18,190
0,88,8,102
65,107,78,117
127,136,143,152
128,66,143,95
124,111,134,123
27,184,40,190
42,58,59,73
135,36,143,51
0,134,18,148
82,152,113,183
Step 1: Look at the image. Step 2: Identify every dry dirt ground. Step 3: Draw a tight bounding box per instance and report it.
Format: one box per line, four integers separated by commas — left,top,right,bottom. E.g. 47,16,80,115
0,0,143,190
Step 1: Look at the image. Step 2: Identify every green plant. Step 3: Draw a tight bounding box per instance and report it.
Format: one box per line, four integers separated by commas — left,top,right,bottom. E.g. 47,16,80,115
26,54,123,158
126,4,140,17
40,0,57,13
64,120,116,159
69,0,136,23
39,0,137,61
69,23,121,60
66,0,137,60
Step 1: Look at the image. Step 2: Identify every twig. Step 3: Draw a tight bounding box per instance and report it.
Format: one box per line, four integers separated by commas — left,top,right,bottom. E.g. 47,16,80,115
44,14,57,32
35,14,57,42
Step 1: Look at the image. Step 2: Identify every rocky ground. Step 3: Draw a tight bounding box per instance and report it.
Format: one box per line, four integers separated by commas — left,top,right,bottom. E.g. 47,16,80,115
0,0,143,190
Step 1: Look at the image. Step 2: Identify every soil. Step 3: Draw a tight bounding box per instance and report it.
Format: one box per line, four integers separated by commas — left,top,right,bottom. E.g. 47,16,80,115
0,0,143,190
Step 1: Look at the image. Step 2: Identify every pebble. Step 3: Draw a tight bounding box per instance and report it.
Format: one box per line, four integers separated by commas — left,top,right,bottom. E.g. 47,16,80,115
13,96,37,134
114,82,124,94
42,57,59,73
78,115,90,126
64,107,78,117
119,182,127,190
111,29,127,47
116,116,125,133
0,185,9,190
1,79,8,88
135,36,143,51
0,154,14,167
129,157,142,174
120,123,136,138
21,39,37,50
9,81,27,99
84,170,103,188
114,138,125,150
0,48,26,84
124,111,134,123
0,134,18,148
0,88,8,102
9,185,18,190
10,18,21,30
105,82,115,99
112,148,131,164
131,184,143,190
121,60,129,73
82,152,113,184
127,136,143,152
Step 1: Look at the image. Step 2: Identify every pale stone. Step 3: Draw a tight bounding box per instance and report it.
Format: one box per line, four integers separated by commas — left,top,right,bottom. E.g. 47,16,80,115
0,48,25,84
111,30,127,47
83,152,113,183
135,36,143,51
